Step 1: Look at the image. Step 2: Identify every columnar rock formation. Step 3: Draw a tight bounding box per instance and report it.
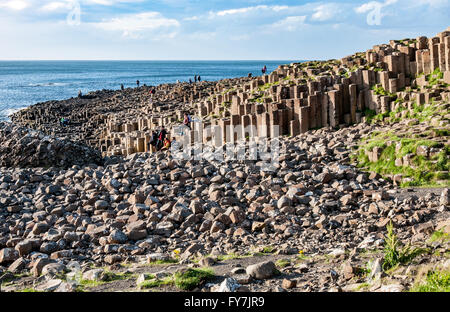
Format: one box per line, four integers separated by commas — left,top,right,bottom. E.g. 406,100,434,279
185,28,450,149
10,28,450,160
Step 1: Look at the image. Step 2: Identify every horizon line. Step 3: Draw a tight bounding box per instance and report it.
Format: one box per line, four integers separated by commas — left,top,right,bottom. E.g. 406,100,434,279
0,59,313,62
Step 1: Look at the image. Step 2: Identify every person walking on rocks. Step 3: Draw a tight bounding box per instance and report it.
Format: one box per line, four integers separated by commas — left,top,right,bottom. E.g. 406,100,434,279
136,80,140,87
194,75,197,83
198,75,201,82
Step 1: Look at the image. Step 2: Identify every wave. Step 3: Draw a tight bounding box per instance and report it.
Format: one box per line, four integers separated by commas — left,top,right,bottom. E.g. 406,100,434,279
26,82,69,87
0,107,28,118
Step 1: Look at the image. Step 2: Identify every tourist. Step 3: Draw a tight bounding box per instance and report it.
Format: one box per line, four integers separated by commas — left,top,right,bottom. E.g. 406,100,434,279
189,78,192,84
198,75,201,82
156,127,167,151
183,113,192,129
161,137,172,151
78,90,82,98
136,80,140,87
148,130,158,153
194,75,197,83
262,65,267,75
120,84,124,91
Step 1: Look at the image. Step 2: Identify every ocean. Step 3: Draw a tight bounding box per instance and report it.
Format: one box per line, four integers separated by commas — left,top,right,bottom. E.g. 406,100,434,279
0,60,300,121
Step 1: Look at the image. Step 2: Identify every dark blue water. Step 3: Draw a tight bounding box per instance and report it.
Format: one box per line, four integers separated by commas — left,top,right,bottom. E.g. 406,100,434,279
0,60,299,121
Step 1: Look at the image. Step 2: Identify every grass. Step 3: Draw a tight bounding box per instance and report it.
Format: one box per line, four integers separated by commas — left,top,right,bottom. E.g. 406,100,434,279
174,268,215,291
78,269,135,289
145,259,179,266
139,268,215,291
371,84,396,98
428,229,450,243
276,259,291,268
382,222,428,271
138,274,174,290
18,288,42,292
410,269,450,292
353,130,449,187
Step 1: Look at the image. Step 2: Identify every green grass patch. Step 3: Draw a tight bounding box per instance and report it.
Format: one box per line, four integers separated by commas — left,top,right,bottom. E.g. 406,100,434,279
353,130,449,187
174,268,215,291
276,259,291,268
428,229,450,243
410,269,450,292
383,222,428,271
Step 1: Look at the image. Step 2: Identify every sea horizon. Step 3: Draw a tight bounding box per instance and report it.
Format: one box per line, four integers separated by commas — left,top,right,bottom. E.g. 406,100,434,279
0,60,305,121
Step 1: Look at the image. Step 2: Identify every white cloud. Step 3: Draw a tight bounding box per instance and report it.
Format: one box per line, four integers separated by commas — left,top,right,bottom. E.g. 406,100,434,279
0,0,30,10
311,4,340,21
210,5,289,18
271,15,307,31
355,0,398,13
82,0,143,5
92,11,180,39
40,1,71,12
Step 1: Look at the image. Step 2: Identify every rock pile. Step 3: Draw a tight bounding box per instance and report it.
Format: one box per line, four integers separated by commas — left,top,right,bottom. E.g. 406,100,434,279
0,122,103,168
0,122,447,283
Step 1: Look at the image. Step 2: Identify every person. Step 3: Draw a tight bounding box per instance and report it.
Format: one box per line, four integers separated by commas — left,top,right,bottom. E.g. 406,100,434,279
248,73,252,78
262,65,267,75
137,80,140,87
183,113,192,129
148,130,158,153
198,75,201,82
161,137,171,151
156,127,167,151
60,117,65,127
189,78,192,84
78,90,82,98
194,75,197,83
121,84,124,91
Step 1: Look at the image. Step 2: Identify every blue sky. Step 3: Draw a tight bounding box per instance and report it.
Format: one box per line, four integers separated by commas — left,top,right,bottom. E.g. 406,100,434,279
0,0,448,60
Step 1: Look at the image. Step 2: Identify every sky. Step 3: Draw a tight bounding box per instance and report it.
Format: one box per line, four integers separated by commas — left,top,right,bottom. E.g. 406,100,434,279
0,0,449,60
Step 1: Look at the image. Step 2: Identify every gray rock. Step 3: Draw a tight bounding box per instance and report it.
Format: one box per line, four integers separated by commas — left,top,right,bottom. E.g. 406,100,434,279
246,261,277,279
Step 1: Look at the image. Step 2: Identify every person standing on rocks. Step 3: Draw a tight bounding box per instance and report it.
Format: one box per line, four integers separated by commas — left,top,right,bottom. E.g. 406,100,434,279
148,130,158,153
156,127,167,151
183,113,192,130
262,65,267,75
136,80,140,87
121,84,124,91
194,75,197,83
198,75,201,82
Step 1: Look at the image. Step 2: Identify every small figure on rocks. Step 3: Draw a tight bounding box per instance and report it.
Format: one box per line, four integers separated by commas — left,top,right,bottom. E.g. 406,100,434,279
136,80,140,87
198,75,201,82
156,126,167,151
262,65,267,75
161,137,172,151
194,75,198,83
120,84,124,91
78,90,82,98
148,130,159,153
183,113,192,130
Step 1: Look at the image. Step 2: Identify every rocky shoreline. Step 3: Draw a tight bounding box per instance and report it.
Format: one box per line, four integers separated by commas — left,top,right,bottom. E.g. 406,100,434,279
1,29,449,293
